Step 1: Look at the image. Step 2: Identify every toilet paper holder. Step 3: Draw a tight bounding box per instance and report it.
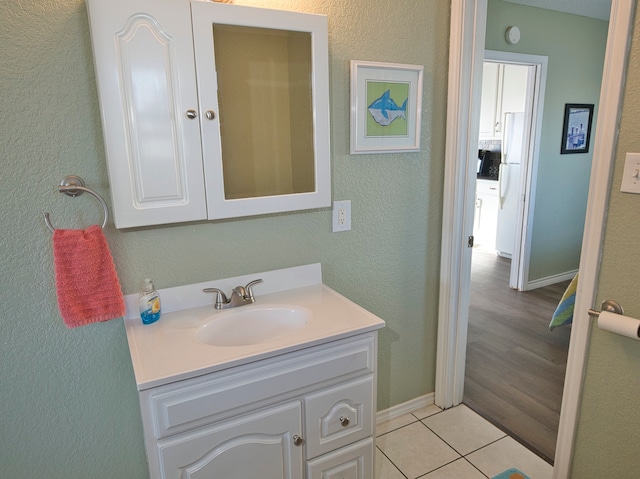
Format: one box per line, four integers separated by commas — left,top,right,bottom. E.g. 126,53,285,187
588,300,624,318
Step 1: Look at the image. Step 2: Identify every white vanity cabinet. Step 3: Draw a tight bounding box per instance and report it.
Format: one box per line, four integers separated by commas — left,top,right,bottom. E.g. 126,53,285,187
85,0,330,229
138,333,377,479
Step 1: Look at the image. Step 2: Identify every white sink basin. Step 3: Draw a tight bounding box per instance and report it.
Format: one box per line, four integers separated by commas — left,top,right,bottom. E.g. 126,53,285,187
195,305,312,347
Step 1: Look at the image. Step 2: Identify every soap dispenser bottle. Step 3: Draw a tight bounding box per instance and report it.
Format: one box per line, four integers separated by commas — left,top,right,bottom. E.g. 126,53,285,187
139,278,161,325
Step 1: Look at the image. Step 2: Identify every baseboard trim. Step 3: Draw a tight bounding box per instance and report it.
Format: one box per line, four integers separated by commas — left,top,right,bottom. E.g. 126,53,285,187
376,393,435,424
525,269,578,291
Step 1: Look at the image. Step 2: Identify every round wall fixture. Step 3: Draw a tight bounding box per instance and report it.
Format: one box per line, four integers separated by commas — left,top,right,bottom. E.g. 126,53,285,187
505,26,521,45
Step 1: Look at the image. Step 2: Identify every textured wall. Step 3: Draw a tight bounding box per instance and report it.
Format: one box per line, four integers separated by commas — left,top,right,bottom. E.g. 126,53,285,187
571,4,640,476
0,0,449,476
485,0,608,282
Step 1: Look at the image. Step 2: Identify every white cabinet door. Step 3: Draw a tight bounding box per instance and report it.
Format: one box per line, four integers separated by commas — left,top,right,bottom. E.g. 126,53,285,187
86,0,208,228
479,62,500,138
474,180,499,251
479,62,528,138
494,63,528,134
158,401,303,479
190,2,331,220
500,64,528,117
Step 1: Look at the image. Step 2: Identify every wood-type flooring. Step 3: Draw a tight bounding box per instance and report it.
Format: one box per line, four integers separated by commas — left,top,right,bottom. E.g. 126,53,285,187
463,249,572,465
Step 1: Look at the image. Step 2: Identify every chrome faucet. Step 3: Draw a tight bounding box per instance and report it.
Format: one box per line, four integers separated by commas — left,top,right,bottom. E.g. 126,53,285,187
203,279,263,310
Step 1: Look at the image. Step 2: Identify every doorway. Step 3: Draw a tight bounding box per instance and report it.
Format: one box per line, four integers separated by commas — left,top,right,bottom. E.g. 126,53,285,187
475,52,547,292
436,1,632,477
465,53,569,463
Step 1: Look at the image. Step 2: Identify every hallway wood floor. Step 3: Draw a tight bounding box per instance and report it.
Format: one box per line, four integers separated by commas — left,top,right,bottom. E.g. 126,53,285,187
463,249,572,465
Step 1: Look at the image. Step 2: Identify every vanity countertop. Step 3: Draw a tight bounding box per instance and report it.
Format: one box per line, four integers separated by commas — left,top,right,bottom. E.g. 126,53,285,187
123,264,385,390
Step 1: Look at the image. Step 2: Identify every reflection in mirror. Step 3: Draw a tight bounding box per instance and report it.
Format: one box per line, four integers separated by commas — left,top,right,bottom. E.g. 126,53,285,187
213,25,315,200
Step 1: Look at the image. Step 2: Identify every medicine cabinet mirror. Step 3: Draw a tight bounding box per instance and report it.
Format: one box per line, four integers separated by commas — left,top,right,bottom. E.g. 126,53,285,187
213,25,315,200
86,0,330,228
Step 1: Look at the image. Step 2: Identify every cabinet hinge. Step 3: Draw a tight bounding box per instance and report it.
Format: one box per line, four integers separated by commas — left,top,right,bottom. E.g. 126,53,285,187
468,235,474,248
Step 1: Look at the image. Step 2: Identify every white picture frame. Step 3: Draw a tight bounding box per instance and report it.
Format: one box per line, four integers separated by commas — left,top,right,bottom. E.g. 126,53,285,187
350,60,424,154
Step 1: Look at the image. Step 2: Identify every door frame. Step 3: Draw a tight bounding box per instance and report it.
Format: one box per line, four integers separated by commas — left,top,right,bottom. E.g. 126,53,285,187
436,1,635,478
483,51,548,291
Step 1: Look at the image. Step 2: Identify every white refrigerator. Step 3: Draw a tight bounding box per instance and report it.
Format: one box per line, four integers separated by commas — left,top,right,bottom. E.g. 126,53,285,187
496,112,525,258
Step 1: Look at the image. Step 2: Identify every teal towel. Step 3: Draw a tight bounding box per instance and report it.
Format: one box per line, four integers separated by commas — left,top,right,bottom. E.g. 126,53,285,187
549,273,578,330
492,468,531,479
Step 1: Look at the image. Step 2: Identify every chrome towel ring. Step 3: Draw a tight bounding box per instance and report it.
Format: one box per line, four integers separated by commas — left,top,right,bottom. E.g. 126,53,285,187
43,175,109,233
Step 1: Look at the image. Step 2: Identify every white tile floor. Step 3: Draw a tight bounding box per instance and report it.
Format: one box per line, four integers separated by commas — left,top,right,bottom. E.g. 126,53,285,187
375,404,553,479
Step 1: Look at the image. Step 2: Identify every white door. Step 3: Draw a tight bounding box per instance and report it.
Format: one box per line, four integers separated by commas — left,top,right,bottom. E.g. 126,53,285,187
437,1,634,478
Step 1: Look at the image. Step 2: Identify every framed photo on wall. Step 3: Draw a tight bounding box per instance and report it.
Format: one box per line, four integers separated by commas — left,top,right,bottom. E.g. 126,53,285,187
350,60,423,154
561,103,594,154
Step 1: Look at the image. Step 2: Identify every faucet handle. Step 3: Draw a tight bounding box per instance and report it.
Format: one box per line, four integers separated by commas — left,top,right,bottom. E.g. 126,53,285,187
203,288,228,309
244,279,263,301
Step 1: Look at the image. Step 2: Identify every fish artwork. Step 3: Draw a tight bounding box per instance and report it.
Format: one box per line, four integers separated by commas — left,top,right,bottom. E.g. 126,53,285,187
368,89,408,127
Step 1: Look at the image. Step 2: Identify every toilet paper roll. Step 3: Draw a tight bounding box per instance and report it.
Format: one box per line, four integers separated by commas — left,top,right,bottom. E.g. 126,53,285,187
598,311,640,340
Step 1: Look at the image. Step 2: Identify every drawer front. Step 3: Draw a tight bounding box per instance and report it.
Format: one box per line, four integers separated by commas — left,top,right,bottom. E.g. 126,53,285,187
306,438,373,479
144,333,375,439
476,179,499,196
304,376,374,459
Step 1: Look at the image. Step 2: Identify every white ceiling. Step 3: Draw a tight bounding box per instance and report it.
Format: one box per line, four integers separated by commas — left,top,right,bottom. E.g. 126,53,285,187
503,0,611,20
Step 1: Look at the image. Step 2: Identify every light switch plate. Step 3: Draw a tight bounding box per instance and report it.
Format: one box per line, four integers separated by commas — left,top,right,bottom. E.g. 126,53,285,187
620,152,640,194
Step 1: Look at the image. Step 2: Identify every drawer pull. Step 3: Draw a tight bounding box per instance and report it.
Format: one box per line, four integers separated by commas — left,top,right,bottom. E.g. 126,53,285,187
339,416,350,427
293,434,305,446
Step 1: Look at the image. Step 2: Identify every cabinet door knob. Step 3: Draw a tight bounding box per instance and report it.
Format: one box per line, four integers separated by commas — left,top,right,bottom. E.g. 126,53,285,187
205,110,216,120
292,434,304,446
339,416,350,427
185,109,198,119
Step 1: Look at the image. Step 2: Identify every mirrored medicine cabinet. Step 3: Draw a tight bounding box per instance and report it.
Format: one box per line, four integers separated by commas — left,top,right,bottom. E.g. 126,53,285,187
86,0,330,228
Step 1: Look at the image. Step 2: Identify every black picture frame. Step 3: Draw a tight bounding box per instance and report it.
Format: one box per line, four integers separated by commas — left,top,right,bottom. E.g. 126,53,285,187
561,103,594,154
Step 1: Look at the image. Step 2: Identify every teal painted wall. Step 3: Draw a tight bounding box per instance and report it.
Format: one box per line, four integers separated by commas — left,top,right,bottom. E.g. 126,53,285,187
0,0,449,476
486,0,608,282
571,4,640,476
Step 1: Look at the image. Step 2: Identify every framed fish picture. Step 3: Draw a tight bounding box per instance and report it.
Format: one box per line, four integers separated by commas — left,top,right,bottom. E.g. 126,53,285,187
350,60,423,154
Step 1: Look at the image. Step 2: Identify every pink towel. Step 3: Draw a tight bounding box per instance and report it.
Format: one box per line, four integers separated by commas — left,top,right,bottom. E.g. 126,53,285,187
53,225,125,328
